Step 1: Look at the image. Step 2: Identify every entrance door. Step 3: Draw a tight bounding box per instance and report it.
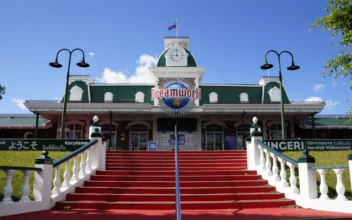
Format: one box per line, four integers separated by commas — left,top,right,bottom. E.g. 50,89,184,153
130,132,148,151
206,132,223,150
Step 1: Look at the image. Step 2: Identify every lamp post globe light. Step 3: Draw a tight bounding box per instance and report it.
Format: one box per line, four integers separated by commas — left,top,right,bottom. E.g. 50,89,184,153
49,48,90,139
260,50,300,140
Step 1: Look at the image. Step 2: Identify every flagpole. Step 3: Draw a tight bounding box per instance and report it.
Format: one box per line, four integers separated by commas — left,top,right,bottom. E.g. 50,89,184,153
176,19,178,38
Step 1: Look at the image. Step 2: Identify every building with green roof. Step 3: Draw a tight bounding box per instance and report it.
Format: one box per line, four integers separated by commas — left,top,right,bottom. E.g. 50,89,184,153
18,37,344,151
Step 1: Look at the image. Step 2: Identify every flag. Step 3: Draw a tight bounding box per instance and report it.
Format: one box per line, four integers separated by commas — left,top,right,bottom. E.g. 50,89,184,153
167,21,177,30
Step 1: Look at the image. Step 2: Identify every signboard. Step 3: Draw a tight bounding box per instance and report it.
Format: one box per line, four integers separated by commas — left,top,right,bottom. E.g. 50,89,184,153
148,141,158,151
263,139,352,151
0,139,90,151
151,78,201,116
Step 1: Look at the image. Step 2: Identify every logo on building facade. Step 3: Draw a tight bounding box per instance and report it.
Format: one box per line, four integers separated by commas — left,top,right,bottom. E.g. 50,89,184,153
151,78,201,116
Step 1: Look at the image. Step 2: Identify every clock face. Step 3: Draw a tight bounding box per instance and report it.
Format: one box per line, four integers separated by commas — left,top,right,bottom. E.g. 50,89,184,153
168,47,187,63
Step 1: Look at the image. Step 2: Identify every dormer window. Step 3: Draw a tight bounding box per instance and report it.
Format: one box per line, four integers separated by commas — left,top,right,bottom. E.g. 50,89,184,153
135,92,145,103
209,92,218,103
69,85,84,101
239,93,249,103
104,92,113,102
268,87,281,102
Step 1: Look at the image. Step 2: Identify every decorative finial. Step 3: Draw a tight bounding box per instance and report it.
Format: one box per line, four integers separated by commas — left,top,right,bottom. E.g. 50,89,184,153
93,115,99,123
252,117,258,124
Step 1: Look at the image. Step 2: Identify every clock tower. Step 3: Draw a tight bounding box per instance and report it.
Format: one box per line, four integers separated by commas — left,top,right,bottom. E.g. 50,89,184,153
149,37,205,107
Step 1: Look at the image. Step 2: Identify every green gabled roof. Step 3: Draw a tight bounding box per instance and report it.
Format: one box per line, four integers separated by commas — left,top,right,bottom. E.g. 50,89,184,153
304,116,352,128
0,114,47,128
200,85,262,104
263,82,290,104
90,85,154,104
157,48,197,67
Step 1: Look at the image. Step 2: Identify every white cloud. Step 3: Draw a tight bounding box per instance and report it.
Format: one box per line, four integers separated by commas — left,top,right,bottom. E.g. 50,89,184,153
332,82,338,87
305,97,324,102
305,97,339,111
313,84,325,91
324,100,339,111
88,52,95,58
96,54,158,84
12,98,26,110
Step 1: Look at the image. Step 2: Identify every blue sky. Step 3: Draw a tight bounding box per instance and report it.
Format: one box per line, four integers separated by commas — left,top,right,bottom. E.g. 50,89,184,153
0,0,350,114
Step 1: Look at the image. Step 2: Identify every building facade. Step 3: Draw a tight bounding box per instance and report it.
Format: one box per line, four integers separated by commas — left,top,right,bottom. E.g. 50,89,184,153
20,37,342,151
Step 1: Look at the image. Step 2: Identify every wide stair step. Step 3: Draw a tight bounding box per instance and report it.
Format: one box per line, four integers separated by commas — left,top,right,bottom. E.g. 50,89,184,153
55,151,295,210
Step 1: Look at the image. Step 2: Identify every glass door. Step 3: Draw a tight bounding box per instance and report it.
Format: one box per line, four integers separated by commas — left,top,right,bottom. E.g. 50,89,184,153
206,132,215,150
130,132,148,151
206,132,223,150
214,133,223,150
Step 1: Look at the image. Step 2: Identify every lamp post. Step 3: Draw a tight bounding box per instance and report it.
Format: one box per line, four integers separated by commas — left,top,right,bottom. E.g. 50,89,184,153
49,48,90,139
260,50,300,140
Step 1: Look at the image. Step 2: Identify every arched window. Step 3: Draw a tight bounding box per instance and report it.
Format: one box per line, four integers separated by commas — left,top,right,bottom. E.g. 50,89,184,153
239,92,249,103
104,92,113,102
135,92,145,103
69,85,84,101
209,92,218,103
268,87,280,102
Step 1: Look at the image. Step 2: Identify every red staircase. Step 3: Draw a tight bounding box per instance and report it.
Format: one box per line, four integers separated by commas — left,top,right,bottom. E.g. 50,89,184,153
56,151,295,210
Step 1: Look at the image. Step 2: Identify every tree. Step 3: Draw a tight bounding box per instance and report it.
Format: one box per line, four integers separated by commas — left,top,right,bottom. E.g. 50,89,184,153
0,84,5,100
310,0,352,85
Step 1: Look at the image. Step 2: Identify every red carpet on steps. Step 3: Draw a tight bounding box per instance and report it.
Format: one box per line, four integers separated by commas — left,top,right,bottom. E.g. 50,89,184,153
56,151,297,210
2,209,352,220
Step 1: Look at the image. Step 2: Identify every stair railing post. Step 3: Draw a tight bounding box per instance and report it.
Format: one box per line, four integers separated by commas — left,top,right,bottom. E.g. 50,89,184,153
34,151,54,208
89,115,104,170
298,150,317,199
247,117,262,170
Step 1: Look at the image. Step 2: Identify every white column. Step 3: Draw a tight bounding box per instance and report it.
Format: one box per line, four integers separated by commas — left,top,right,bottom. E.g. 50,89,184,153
258,145,266,174
264,149,273,178
317,169,330,200
298,162,317,199
333,168,347,201
61,160,72,189
70,156,79,184
278,158,289,188
51,166,61,196
271,153,280,182
288,163,299,195
20,170,33,202
1,170,15,204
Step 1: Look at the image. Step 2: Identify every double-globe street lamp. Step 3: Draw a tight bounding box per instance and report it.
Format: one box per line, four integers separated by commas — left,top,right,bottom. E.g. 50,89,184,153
260,50,300,140
49,49,90,139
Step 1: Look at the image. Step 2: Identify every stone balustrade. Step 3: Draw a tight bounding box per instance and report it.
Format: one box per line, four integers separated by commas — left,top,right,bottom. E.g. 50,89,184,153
246,117,352,214
0,116,106,217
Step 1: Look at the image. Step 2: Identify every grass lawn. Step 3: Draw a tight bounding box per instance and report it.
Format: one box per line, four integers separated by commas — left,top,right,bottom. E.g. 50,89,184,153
0,151,71,201
283,150,351,200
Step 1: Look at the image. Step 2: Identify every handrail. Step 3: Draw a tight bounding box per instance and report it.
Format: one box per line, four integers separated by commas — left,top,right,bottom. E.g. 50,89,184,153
53,139,98,167
0,166,42,171
256,140,298,166
309,165,349,170
174,125,181,220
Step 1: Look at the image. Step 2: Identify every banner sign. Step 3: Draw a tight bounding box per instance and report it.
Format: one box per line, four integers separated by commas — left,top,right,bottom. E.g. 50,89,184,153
262,139,352,151
0,139,90,151
151,78,201,116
